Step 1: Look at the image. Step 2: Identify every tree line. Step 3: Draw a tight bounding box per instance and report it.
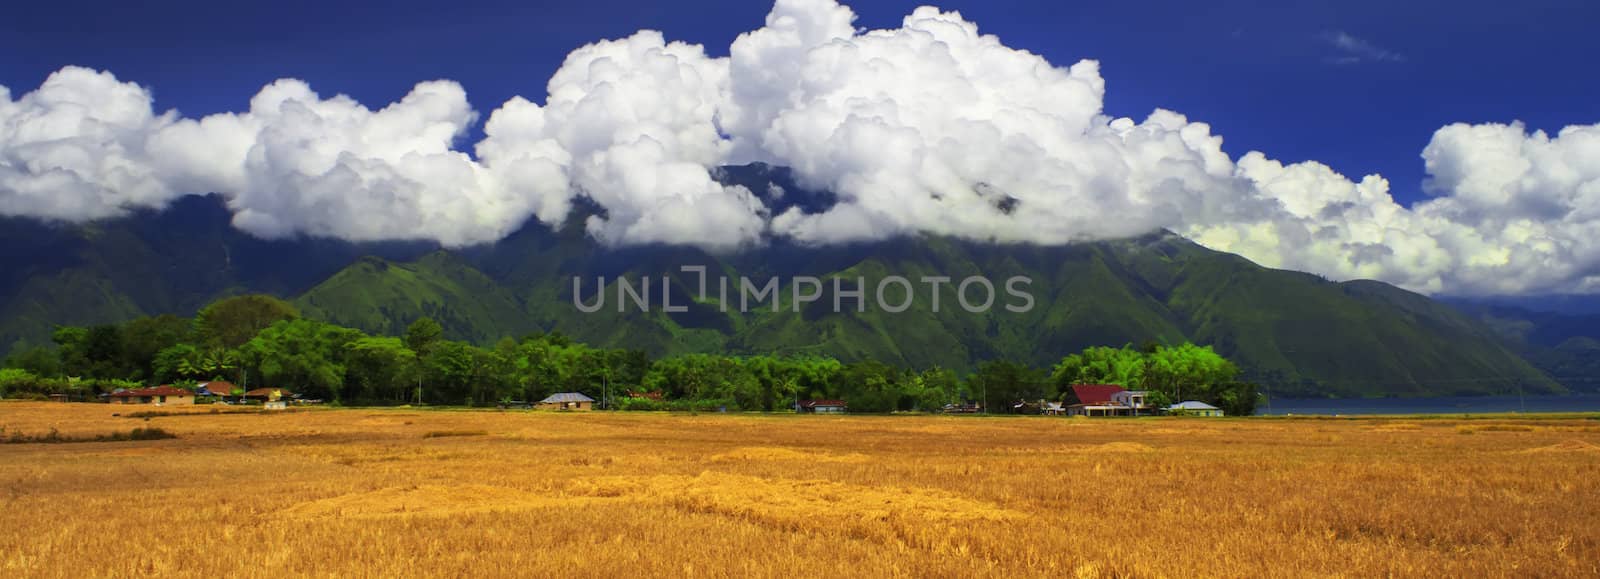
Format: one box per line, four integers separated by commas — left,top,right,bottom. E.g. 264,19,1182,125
0,295,1256,414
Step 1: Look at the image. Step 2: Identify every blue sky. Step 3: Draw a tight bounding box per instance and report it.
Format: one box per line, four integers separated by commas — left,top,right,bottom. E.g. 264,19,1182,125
5,0,1595,210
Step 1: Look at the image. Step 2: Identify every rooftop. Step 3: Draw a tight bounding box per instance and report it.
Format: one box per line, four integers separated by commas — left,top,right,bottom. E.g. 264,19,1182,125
541,392,596,404
110,386,192,398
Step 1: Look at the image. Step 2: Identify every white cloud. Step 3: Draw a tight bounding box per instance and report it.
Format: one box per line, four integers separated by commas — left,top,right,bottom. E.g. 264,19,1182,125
0,67,177,220
1322,30,1405,65
2,1,1599,296
481,30,766,250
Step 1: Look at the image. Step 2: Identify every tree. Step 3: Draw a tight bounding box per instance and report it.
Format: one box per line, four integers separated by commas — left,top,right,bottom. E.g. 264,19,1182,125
238,319,361,401
4,345,61,378
52,326,91,377
421,341,499,405
907,366,962,411
644,354,759,409
120,315,190,382
831,360,905,413
195,295,299,350
345,336,418,403
1212,381,1260,416
153,344,205,383
1052,345,1146,389
970,360,1048,412
404,317,444,355
1144,343,1238,403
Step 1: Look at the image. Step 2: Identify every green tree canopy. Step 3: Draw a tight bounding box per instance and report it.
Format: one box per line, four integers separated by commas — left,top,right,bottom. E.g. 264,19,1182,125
196,295,300,350
238,319,361,400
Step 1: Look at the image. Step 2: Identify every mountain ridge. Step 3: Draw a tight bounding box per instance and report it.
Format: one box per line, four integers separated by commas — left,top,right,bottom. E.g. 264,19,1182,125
0,174,1573,398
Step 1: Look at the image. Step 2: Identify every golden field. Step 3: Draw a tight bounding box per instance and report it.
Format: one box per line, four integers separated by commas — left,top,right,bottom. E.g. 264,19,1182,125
2,402,1598,578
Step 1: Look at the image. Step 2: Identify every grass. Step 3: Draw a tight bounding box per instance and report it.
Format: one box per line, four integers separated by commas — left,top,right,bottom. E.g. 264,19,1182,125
0,401,1597,577
422,429,489,439
1,425,175,444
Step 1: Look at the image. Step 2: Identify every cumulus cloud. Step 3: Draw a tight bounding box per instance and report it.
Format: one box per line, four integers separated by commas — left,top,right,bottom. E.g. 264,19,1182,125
480,30,765,250
0,67,177,220
1188,122,1600,295
2,0,1599,296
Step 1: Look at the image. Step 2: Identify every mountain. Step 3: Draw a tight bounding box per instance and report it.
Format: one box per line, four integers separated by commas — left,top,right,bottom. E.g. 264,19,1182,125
1447,302,1600,393
0,169,1569,398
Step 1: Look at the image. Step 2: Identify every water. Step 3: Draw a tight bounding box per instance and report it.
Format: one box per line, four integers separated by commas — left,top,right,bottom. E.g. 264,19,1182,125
1258,394,1600,416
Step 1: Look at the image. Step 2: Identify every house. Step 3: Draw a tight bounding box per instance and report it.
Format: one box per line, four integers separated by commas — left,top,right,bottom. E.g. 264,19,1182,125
942,402,982,414
109,386,195,406
797,399,847,414
244,388,292,402
1110,390,1155,416
1168,401,1225,417
539,392,595,411
1062,384,1129,417
195,381,237,399
1043,401,1066,415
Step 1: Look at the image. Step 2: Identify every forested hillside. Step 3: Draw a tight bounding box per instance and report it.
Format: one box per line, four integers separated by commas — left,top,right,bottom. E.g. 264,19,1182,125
0,168,1566,398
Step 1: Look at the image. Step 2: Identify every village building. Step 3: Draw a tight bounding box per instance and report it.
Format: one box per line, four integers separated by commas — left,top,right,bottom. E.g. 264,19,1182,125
797,399,847,413
1058,385,1156,417
195,381,237,399
539,392,595,411
1110,390,1155,415
244,388,293,402
1168,401,1225,416
1062,384,1130,417
109,386,196,406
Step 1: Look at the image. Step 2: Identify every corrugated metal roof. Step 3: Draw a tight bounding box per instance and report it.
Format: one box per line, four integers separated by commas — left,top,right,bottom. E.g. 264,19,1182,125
110,386,192,397
1069,384,1126,405
798,399,846,408
540,392,595,404
1169,401,1220,410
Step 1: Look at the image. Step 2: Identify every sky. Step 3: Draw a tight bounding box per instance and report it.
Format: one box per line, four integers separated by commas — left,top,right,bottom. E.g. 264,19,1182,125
3,0,1599,296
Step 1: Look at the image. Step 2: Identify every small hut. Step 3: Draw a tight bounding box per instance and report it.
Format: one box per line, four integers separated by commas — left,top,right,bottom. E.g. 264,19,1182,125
539,392,595,411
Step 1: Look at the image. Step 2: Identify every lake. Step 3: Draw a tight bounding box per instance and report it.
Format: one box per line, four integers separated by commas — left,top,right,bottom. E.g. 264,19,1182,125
1258,394,1600,415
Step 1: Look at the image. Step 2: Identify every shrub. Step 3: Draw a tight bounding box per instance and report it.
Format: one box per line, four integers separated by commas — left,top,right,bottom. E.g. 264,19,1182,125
616,397,665,411
423,430,488,439
1,426,176,444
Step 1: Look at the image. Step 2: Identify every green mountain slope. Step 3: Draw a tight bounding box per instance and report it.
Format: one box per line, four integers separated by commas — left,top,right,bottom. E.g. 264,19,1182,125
0,192,1566,398
293,252,536,344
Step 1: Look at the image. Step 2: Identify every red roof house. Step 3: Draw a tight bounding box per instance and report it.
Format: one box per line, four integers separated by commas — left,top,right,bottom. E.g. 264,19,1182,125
1064,384,1126,406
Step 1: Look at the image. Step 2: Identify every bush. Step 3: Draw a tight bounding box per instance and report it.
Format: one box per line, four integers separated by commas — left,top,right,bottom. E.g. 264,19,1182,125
616,397,665,411
1,426,176,444
0,368,42,396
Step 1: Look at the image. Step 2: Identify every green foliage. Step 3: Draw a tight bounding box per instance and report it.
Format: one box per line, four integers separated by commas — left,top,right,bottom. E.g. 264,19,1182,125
644,354,759,409
0,368,39,396
1050,342,1256,415
238,319,361,400
830,361,906,413
405,317,444,355
119,314,190,381
615,396,666,411
345,336,417,403
196,295,299,350
970,360,1049,412
1052,346,1147,388
4,345,60,377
